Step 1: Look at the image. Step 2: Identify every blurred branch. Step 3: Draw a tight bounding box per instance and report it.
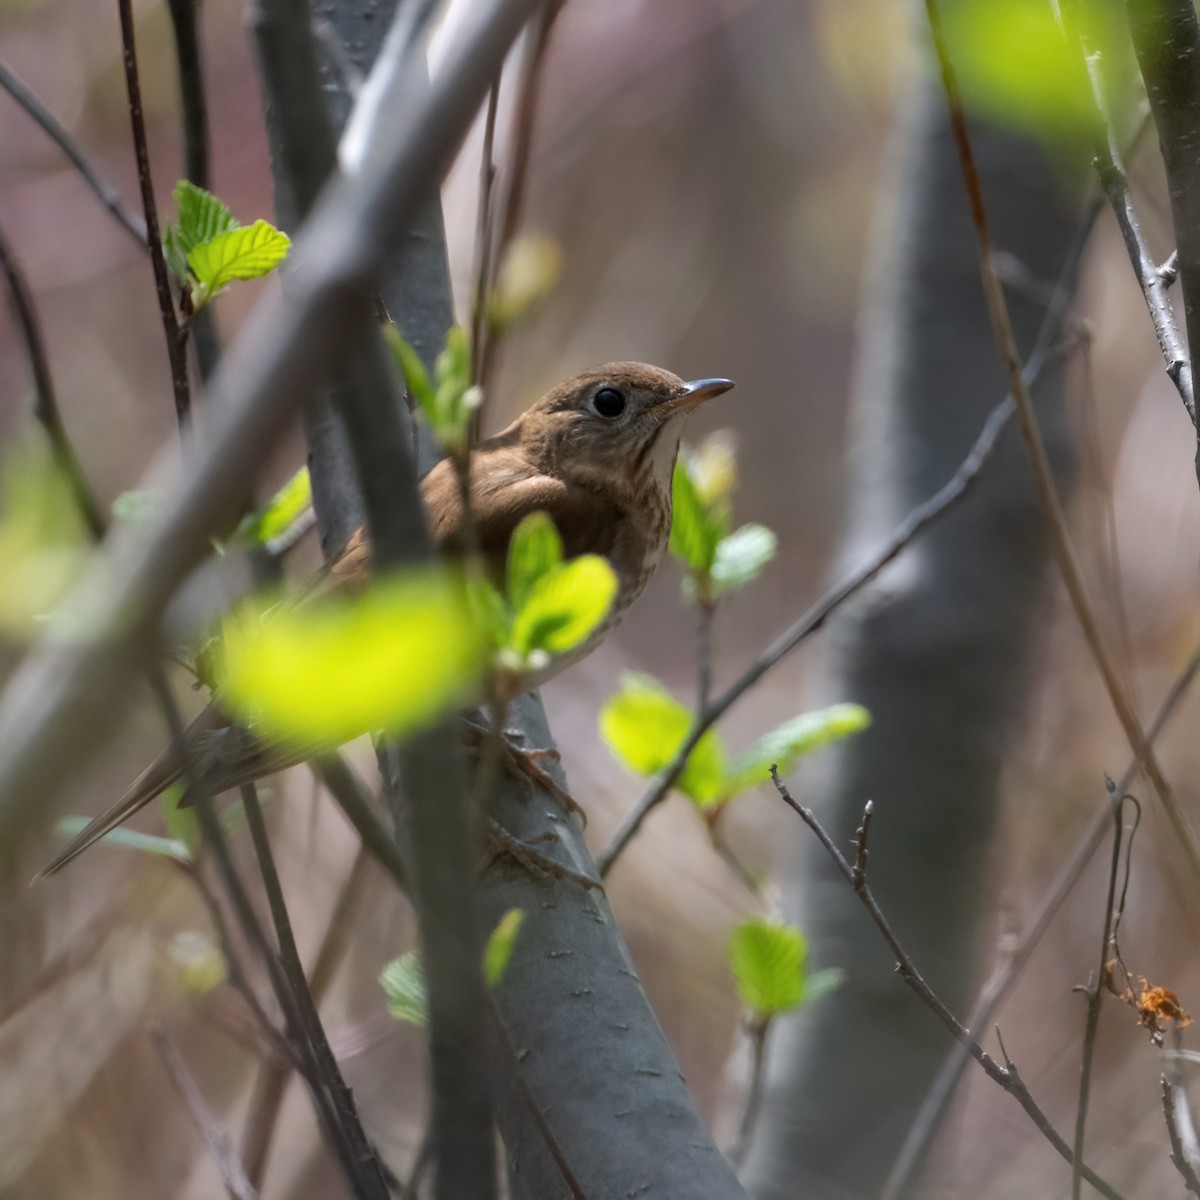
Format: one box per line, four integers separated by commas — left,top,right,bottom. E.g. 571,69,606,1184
1071,785,1131,1200
1164,1078,1200,1195
0,58,148,248
0,0,542,853
884,640,1200,1196
469,79,501,390
152,1026,261,1200
769,771,1127,1200
241,784,391,1200
117,0,192,426
0,220,106,539
1125,0,1200,467
725,1017,770,1171
925,0,1200,885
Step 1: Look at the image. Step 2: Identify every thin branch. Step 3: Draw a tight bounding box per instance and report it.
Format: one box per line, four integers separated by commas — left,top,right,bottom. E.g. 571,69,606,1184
241,783,391,1200
1071,784,1129,1200
696,601,715,714
1164,1078,1200,1195
152,1025,261,1200
117,0,192,426
469,78,502,391
0,219,106,539
926,0,1200,885
882,641,1200,1199
726,1017,770,1171
312,756,410,891
0,58,148,248
770,771,1127,1200
1125,0,1200,466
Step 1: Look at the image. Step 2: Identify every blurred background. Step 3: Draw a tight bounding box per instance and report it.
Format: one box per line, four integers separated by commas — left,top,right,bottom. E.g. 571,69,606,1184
1,0,1199,1196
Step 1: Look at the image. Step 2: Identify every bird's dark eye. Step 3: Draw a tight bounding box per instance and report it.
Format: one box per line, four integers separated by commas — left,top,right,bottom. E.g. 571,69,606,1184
592,387,626,419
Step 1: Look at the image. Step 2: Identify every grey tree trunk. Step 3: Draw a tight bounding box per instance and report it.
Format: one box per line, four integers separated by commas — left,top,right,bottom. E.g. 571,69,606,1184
743,40,1084,1200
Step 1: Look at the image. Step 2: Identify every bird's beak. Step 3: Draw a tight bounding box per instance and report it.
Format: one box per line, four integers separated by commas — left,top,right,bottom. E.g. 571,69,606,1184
659,377,736,418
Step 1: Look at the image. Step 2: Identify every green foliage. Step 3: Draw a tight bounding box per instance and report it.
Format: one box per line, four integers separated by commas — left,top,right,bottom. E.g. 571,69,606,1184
111,489,158,525
0,442,86,636
601,677,868,812
235,466,312,548
54,815,191,863
385,324,480,455
166,181,290,311
729,918,808,1016
599,674,726,808
465,512,618,684
216,569,483,753
381,908,525,1028
488,233,562,329
168,930,226,995
671,434,776,606
725,704,871,794
159,786,199,857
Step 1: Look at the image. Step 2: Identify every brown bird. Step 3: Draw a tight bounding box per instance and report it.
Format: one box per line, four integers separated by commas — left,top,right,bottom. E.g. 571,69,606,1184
41,362,734,876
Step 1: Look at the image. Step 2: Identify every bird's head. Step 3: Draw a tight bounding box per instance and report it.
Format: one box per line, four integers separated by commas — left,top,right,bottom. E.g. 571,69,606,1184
518,362,735,493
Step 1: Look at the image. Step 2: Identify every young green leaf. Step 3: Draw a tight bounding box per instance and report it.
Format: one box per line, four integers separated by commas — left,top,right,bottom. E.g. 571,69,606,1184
467,575,512,649
217,569,483,753
506,512,563,614
163,226,190,284
380,952,427,1026
429,325,479,451
669,459,719,576
383,325,435,417
803,967,844,1005
598,674,726,807
725,703,871,795
729,918,807,1016
710,523,777,597
484,908,525,986
188,220,291,300
159,786,199,857
511,555,617,658
488,233,562,327
168,930,226,995
54,816,191,863
235,466,312,548
112,489,159,525
172,180,238,253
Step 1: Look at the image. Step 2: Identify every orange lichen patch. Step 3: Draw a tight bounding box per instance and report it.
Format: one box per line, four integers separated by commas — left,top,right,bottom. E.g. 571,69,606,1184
1102,960,1191,1041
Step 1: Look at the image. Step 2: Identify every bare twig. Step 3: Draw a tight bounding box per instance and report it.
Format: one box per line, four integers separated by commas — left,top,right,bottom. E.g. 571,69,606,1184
241,783,391,1200
152,1025,261,1200
769,770,1127,1200
0,58,148,247
0,220,106,539
1125,0,1200,468
469,78,502,390
926,0,1200,886
312,756,410,891
1071,783,1130,1200
726,1017,770,1171
1164,1077,1200,1195
884,642,1200,1198
117,0,192,426
696,602,715,714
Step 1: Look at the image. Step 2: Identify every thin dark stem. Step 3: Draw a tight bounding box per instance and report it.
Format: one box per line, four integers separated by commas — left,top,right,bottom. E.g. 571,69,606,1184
770,772,1127,1200
726,1018,770,1171
312,756,410,891
470,78,502,393
0,220,106,540
0,58,147,248
152,1025,262,1200
883,641,1200,1199
240,783,391,1200
1164,1078,1200,1195
697,601,714,714
1071,785,1127,1200
926,0,1200,884
117,0,192,427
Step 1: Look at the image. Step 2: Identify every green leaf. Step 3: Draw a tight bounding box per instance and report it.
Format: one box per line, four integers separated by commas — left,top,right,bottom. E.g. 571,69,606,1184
669,459,719,576
710,523,777,597
729,918,807,1016
511,555,617,658
430,325,479,452
726,703,870,795
383,325,435,417
172,180,238,253
159,786,199,857
467,576,512,649
506,512,563,614
488,233,562,327
235,467,312,548
112,489,158,525
598,674,726,807
484,909,525,986
54,816,191,862
188,220,291,298
803,967,844,1005
163,226,189,283
217,569,483,753
380,952,427,1026
168,930,226,995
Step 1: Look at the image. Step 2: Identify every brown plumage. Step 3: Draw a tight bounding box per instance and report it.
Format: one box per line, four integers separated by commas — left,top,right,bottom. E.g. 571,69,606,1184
41,362,734,877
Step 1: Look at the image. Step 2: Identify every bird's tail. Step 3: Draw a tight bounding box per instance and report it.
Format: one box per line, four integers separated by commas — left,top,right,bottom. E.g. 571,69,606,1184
37,745,183,879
